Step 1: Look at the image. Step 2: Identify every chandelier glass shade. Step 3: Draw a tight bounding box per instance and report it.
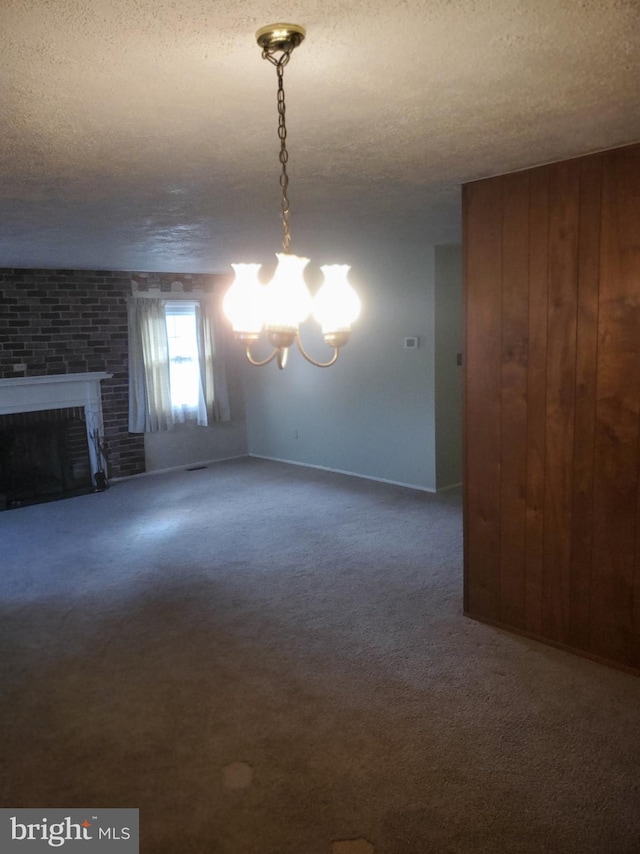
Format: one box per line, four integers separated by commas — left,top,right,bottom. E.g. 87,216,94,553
223,264,264,339
315,265,361,340
263,253,312,332
223,24,360,369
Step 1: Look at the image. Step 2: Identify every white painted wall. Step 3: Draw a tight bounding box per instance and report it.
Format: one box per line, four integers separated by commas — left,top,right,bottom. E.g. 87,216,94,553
243,240,437,491
141,241,462,489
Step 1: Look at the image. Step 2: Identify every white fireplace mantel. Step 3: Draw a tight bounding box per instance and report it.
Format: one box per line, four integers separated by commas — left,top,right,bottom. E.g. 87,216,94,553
0,372,113,476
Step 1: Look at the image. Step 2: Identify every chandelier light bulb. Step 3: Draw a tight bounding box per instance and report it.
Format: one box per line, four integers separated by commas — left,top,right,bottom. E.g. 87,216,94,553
314,265,361,335
263,253,312,331
223,263,264,336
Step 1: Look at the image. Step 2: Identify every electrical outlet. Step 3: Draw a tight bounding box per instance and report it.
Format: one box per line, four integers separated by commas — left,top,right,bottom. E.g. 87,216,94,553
13,363,27,372
292,429,299,439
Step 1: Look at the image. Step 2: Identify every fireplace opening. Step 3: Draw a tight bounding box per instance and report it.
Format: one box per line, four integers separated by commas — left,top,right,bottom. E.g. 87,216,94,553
0,407,94,510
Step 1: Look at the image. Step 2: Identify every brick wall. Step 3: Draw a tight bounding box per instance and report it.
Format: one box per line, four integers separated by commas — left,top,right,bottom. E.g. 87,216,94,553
0,269,145,478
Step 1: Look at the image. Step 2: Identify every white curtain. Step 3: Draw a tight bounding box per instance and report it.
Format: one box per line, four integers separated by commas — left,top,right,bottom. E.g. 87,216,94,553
128,296,231,433
128,299,173,432
200,296,231,423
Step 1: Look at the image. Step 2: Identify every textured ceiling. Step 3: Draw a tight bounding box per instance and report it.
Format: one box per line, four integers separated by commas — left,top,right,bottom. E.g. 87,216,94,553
2,0,639,273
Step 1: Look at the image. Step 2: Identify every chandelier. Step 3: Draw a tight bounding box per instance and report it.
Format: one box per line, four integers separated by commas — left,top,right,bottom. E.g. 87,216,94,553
223,24,361,370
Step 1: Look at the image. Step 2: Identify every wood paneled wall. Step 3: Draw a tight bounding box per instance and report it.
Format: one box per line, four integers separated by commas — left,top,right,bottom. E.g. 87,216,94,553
463,143,640,672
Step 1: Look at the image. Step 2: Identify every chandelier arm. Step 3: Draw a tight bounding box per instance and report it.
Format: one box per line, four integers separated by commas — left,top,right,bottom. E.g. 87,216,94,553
245,345,280,367
295,331,340,368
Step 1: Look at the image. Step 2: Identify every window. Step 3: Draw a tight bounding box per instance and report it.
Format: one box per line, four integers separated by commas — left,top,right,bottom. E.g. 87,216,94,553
165,301,201,418
128,295,230,433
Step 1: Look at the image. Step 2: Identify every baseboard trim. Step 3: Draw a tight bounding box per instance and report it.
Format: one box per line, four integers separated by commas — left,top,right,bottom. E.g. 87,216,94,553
437,481,462,493
111,453,249,482
114,453,442,495
248,454,437,493
464,610,640,677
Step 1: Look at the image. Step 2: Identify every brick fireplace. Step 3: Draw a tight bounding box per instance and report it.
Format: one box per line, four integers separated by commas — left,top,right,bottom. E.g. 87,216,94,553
0,372,111,509
0,268,146,479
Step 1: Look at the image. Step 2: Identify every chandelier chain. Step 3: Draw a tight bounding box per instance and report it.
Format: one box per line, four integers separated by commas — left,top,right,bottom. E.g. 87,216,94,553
263,46,293,253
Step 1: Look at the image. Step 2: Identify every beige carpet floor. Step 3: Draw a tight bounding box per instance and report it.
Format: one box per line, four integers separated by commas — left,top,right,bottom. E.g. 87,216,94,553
1,457,639,853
